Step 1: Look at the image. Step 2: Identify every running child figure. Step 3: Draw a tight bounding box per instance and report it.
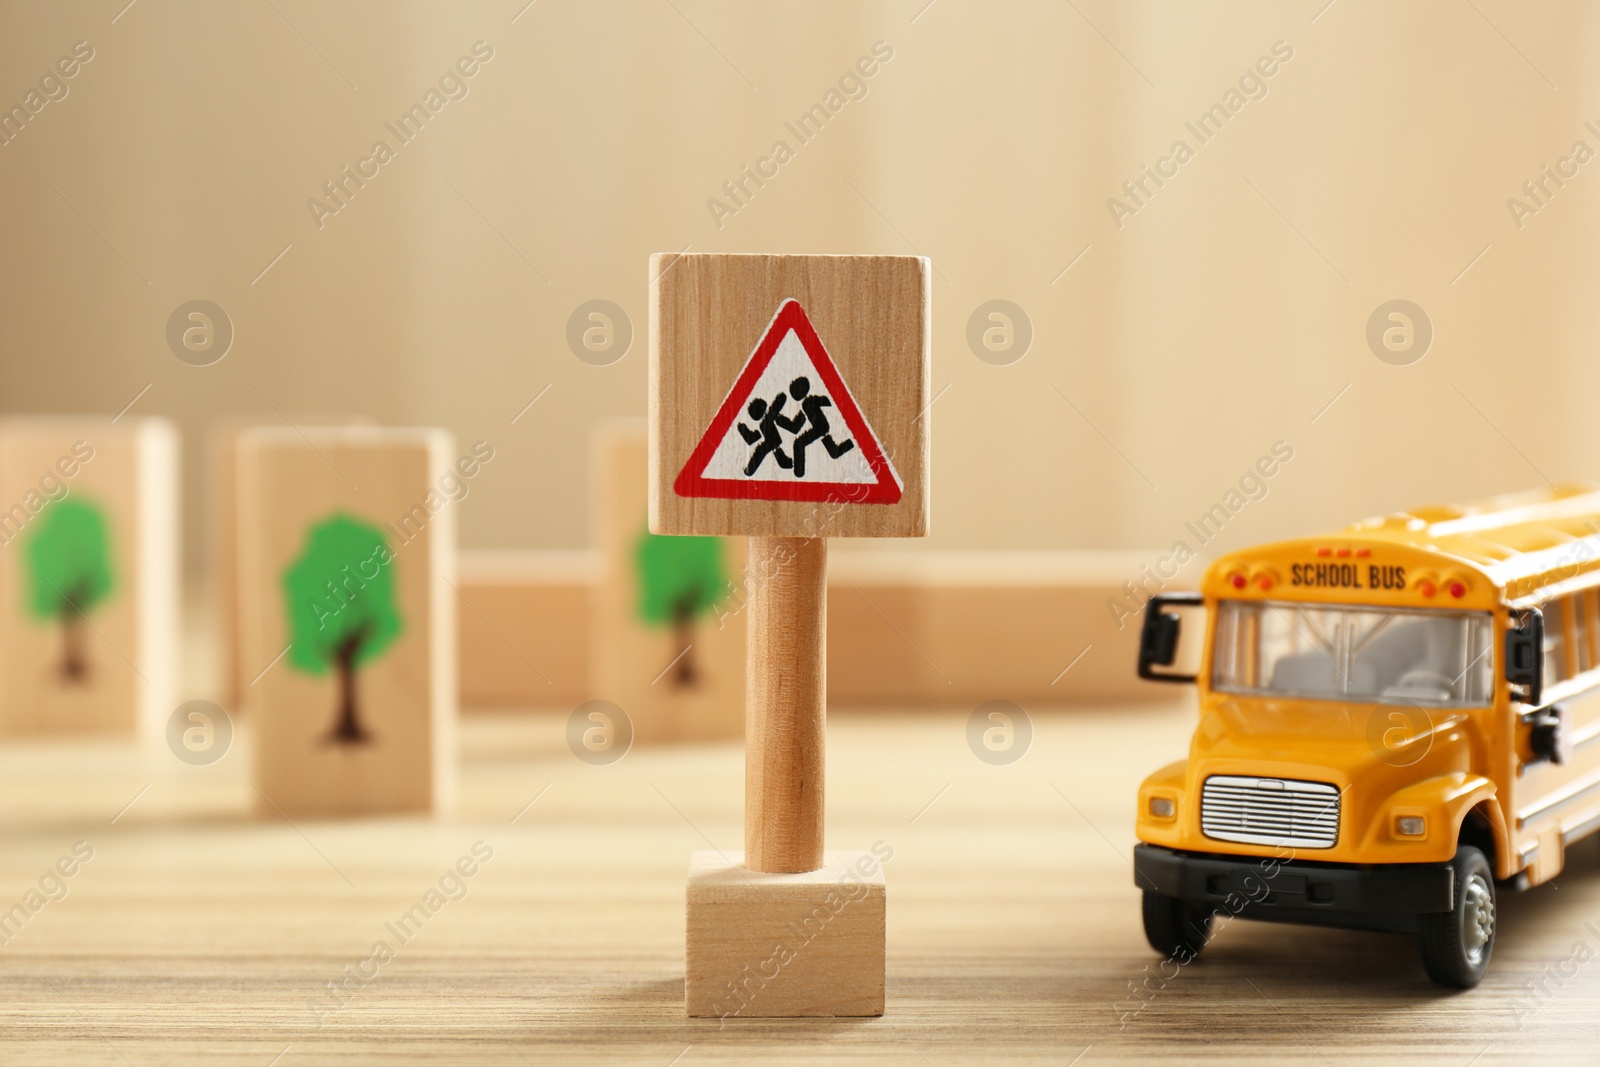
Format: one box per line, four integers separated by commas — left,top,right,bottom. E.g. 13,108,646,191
737,395,795,477
787,377,854,478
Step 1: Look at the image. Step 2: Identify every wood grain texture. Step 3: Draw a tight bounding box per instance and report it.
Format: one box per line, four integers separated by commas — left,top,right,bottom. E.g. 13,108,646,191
456,549,593,710
745,536,827,873
2,704,1598,1064
686,850,885,1018
237,427,455,816
592,420,744,743
649,253,930,539
0,417,177,740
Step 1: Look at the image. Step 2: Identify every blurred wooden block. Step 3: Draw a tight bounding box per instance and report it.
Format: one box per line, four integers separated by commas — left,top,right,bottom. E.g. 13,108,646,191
208,414,369,711
238,427,454,816
593,421,744,743
686,850,886,1018
0,417,178,738
828,551,1166,706
457,549,593,709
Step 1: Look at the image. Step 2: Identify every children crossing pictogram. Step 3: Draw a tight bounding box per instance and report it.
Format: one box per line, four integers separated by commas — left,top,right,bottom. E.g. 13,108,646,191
736,395,795,476
788,376,855,478
674,300,901,504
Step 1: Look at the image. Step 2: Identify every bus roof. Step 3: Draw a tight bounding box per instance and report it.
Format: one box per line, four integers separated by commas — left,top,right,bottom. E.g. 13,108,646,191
1208,484,1600,606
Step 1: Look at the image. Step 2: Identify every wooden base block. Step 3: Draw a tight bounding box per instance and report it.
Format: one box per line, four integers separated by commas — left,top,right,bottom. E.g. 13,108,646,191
457,549,593,710
686,850,886,1019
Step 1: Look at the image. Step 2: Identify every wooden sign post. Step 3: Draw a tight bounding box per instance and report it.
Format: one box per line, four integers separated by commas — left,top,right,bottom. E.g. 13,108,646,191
649,253,930,1018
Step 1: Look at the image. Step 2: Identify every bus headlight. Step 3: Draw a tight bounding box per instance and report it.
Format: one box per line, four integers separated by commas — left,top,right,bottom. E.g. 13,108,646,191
1148,796,1177,819
1395,815,1426,836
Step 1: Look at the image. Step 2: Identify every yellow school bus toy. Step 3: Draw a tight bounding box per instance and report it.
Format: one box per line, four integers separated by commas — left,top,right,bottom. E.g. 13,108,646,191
1135,485,1600,987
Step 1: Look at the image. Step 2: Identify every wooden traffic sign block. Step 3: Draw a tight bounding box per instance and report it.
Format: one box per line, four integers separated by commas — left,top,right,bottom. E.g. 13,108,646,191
650,254,930,539
651,252,929,1018
237,426,455,816
0,417,178,739
592,420,744,743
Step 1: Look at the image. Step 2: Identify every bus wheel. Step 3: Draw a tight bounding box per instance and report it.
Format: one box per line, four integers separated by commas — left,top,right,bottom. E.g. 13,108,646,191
1419,845,1496,988
1141,891,1212,961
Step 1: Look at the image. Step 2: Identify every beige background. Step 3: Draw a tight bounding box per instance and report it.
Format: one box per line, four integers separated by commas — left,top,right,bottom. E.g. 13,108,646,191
0,1,1596,579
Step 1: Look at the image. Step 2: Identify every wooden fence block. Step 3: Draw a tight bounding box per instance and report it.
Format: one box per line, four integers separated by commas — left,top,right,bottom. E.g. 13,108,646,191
457,549,593,709
448,545,1167,713
0,417,178,739
238,426,454,816
827,551,1165,706
593,420,744,743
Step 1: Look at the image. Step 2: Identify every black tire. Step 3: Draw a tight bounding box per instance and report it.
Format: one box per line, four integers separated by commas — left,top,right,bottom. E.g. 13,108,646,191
1418,845,1496,988
1141,891,1213,961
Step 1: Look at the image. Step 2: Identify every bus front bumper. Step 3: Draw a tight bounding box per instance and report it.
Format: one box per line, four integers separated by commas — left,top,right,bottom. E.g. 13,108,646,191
1134,844,1456,933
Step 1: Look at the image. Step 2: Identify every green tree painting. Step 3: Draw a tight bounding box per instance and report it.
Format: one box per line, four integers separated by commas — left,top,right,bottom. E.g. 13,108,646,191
282,514,403,745
634,527,728,688
23,498,115,684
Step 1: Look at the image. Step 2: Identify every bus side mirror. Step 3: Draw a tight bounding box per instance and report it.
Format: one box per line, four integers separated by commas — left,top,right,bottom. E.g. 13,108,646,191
1505,607,1544,707
1138,592,1203,684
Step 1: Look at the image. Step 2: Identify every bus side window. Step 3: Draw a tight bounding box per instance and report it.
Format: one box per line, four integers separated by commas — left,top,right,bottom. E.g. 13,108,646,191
1543,597,1568,686
1578,589,1599,675
1559,592,1584,679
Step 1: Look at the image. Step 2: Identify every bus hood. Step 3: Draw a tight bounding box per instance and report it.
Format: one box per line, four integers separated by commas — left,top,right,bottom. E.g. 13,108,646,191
1190,692,1471,782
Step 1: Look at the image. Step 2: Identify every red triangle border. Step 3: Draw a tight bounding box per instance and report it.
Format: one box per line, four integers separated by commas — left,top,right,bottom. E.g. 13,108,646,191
672,300,903,505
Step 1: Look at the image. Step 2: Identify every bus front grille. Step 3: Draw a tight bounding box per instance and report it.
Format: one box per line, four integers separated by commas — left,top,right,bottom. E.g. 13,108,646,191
1200,775,1340,850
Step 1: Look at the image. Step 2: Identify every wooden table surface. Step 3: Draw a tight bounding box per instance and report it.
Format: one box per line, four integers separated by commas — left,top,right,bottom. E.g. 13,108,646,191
0,701,1596,1065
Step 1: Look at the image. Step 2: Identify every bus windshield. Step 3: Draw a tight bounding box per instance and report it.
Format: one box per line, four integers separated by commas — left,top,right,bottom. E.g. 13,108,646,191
1212,600,1495,708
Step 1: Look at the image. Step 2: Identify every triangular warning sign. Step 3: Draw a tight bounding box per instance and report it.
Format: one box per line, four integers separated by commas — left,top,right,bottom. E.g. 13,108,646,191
674,299,903,504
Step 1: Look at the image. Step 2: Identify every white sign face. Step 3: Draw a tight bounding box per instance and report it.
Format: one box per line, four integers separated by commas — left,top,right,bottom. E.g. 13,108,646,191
700,327,877,485
674,300,902,505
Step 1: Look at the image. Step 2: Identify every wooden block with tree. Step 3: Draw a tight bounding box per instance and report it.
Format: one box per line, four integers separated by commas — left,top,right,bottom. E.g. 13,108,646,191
592,420,743,744
207,413,370,712
0,417,178,739
237,426,455,816
649,252,930,1017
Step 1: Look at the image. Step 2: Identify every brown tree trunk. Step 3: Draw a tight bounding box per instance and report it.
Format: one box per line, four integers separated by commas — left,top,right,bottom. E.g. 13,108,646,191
327,634,371,744
670,594,697,689
59,611,87,683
